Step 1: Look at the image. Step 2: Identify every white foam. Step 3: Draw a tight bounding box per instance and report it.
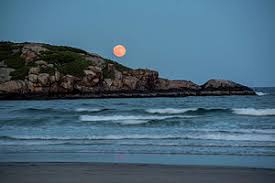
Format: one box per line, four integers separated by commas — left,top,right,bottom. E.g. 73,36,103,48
146,108,197,114
233,108,275,116
75,108,103,112
80,115,193,122
256,92,268,96
114,120,149,125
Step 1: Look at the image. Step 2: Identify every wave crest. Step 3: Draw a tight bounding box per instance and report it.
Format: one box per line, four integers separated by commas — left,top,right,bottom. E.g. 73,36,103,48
256,92,268,96
233,108,275,116
146,108,197,114
145,107,275,116
79,115,194,125
75,108,106,112
146,107,228,114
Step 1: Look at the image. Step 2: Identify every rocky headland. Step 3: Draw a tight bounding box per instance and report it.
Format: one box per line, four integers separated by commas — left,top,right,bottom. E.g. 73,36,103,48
0,42,255,99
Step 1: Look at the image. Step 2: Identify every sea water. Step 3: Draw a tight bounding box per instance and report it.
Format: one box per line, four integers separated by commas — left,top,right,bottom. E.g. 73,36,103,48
0,87,274,168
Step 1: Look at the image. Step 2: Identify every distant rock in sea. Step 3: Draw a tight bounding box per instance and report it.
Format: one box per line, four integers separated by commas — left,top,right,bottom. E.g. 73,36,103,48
0,42,255,99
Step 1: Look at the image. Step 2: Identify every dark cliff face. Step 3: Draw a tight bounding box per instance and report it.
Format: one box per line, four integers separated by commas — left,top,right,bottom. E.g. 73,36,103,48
0,42,255,99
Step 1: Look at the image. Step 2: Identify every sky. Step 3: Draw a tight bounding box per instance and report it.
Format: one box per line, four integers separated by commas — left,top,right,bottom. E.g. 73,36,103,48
0,0,274,86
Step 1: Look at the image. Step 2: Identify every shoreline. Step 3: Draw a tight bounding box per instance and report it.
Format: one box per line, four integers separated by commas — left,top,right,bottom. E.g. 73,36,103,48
0,90,255,100
1,153,275,169
1,162,274,183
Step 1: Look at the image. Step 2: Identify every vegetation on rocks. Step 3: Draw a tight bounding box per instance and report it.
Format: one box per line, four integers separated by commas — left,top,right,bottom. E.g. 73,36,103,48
1,42,132,80
9,67,30,80
0,42,256,99
41,50,83,64
43,44,87,54
105,59,132,72
0,42,18,60
0,43,30,80
102,59,132,79
57,59,91,77
4,53,25,69
40,66,55,75
40,47,91,77
102,64,115,79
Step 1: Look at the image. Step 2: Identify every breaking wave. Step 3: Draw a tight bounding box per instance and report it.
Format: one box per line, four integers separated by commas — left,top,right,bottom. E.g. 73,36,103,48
79,115,195,125
145,107,275,116
256,92,268,96
233,108,275,116
146,108,197,114
145,107,228,114
75,108,107,112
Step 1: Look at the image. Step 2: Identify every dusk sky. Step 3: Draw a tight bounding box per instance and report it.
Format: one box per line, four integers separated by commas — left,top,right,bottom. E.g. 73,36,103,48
0,0,274,86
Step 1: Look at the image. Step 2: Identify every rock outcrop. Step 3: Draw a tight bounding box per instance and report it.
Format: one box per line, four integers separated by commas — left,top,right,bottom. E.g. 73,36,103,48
200,79,255,95
0,42,255,99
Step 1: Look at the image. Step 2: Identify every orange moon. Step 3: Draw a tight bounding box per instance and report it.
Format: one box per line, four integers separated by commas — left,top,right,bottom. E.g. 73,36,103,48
113,45,126,57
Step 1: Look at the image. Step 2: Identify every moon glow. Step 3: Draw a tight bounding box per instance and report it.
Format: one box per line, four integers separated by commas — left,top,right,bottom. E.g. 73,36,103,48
113,45,126,57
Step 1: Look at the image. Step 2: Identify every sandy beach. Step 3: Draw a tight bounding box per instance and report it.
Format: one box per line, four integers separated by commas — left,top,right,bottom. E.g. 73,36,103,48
0,163,274,183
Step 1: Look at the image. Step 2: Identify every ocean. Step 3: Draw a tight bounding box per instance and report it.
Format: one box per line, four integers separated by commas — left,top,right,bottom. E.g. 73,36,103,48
0,87,275,168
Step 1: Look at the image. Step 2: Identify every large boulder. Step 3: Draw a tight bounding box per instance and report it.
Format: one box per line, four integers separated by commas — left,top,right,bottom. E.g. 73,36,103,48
123,76,139,90
0,67,15,83
27,74,38,83
201,79,252,91
28,67,40,75
60,75,79,92
156,79,201,91
123,69,159,91
0,80,27,94
200,79,255,95
37,73,50,86
104,79,113,87
82,66,102,87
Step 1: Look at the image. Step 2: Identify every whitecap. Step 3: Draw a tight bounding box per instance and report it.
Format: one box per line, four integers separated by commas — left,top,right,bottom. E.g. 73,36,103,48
114,120,149,125
79,115,194,122
233,108,275,116
145,108,198,114
256,92,268,96
75,108,104,112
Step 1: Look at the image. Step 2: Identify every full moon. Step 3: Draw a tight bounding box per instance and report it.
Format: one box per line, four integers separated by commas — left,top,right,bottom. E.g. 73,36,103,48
113,45,126,57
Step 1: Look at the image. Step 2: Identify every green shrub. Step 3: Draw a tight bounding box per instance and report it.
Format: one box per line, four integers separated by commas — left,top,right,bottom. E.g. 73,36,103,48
58,59,90,77
40,67,55,75
102,64,115,79
43,44,87,54
40,51,82,64
0,42,23,61
0,43,28,80
40,46,92,77
0,50,13,60
4,53,25,69
10,66,29,80
0,43,15,60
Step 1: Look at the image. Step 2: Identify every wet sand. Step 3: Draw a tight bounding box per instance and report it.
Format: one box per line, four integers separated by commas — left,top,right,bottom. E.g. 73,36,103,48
0,162,274,183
